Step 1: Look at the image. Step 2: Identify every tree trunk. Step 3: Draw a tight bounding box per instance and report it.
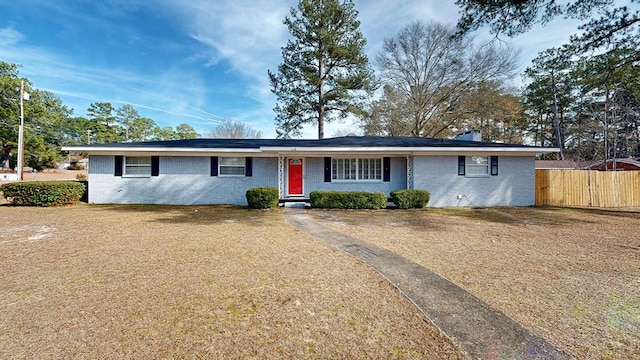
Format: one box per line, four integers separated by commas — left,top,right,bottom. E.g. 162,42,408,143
604,87,610,168
551,74,564,160
1,141,10,170
318,46,325,139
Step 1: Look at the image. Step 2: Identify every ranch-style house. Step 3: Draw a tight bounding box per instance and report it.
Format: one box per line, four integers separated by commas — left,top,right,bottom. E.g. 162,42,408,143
62,136,558,207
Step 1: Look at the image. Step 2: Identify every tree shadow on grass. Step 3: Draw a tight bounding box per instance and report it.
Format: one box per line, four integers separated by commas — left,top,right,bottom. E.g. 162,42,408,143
567,207,640,220
311,206,618,228
433,206,640,225
430,206,603,225
91,204,285,226
308,208,450,232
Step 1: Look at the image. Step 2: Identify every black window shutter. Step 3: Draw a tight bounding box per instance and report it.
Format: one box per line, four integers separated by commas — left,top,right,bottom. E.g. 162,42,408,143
324,157,331,182
245,157,253,177
210,157,218,176
151,156,159,176
383,157,391,182
491,156,499,176
458,156,465,176
114,155,123,176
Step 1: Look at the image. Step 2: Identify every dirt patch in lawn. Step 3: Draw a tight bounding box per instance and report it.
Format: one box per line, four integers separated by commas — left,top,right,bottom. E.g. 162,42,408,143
19,169,87,181
308,207,640,360
0,205,464,359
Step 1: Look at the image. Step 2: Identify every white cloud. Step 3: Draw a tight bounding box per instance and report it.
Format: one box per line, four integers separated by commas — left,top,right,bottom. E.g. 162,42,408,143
152,1,295,135
162,0,289,79
0,26,25,46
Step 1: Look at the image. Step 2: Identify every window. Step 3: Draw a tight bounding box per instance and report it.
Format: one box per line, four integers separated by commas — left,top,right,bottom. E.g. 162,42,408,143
458,156,498,177
124,156,151,176
466,156,489,176
219,157,245,176
332,158,382,181
359,158,382,180
332,158,356,180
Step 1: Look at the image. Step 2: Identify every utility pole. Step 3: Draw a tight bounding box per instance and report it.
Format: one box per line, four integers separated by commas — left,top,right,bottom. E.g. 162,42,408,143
17,80,25,181
87,130,92,144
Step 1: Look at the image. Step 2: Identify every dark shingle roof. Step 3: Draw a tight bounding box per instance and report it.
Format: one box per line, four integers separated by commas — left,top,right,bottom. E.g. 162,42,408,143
77,136,542,149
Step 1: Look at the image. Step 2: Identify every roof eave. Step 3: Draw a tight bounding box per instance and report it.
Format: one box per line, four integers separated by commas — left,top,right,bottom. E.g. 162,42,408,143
62,145,560,156
61,146,262,154
261,146,560,155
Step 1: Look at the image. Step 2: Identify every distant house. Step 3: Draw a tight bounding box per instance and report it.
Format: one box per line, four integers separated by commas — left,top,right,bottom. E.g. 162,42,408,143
586,158,640,171
536,158,640,171
62,136,558,207
0,170,18,181
535,160,585,169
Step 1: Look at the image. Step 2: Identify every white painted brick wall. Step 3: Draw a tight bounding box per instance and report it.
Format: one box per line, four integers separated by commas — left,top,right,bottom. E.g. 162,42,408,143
413,155,535,207
88,155,535,207
89,156,277,205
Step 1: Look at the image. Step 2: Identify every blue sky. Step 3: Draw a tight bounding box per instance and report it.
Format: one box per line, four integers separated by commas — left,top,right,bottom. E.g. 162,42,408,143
0,0,584,139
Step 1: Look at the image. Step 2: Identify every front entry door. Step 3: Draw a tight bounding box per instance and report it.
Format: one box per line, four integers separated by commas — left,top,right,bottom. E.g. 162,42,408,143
288,158,303,196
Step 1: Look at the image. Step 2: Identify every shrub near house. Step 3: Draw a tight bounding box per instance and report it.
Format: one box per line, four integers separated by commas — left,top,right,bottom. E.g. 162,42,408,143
390,189,430,209
246,187,279,209
0,181,85,206
310,191,387,209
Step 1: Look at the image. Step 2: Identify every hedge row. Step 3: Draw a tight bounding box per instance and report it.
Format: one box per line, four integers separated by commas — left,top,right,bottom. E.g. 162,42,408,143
309,191,388,209
1,181,85,206
390,189,430,209
246,187,279,209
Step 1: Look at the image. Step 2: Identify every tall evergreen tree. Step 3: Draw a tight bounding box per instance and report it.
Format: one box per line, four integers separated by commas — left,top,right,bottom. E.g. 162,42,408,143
0,62,72,170
87,102,121,143
455,0,640,58
0,62,21,169
175,123,199,139
115,104,140,142
268,0,374,139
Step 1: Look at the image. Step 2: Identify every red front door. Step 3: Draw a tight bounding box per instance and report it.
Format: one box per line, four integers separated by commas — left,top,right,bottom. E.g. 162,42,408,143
288,158,303,195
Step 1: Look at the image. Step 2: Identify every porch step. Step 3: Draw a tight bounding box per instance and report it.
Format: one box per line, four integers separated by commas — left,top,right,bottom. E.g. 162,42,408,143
278,197,310,208
279,197,310,203
278,198,396,208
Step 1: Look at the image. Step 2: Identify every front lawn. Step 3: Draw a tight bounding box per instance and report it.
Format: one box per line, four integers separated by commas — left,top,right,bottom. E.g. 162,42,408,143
309,207,640,359
0,205,463,359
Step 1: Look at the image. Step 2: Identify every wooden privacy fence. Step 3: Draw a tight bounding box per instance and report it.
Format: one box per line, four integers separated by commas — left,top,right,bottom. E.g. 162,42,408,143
536,169,640,207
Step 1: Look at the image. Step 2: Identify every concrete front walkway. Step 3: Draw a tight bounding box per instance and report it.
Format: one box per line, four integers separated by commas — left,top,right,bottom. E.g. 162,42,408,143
284,206,572,360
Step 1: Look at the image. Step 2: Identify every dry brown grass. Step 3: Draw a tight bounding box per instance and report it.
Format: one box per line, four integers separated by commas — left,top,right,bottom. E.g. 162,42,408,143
0,205,464,359
308,207,640,360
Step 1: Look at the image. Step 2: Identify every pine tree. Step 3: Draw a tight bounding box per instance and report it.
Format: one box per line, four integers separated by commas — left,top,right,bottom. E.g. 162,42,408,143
268,0,374,139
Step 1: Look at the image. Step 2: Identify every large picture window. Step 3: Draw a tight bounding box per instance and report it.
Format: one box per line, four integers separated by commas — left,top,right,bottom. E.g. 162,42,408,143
219,157,246,176
332,158,382,181
124,156,151,176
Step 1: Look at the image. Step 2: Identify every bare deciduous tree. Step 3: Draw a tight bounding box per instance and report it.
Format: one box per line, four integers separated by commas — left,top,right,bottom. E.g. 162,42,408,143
364,21,519,138
207,119,262,139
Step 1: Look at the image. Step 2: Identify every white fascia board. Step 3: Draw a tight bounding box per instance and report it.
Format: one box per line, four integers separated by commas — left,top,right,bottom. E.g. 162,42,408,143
61,146,263,156
410,147,561,156
260,146,560,155
270,150,412,157
62,145,560,157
